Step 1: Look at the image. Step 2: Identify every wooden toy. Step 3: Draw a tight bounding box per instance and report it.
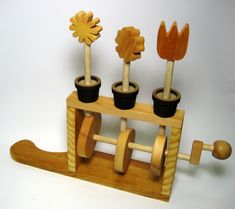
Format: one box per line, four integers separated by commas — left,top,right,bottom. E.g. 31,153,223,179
112,26,144,131
10,11,232,202
70,11,103,103
152,21,189,117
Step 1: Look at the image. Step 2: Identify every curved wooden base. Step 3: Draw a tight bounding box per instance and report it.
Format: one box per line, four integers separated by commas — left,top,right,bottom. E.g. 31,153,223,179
10,140,169,201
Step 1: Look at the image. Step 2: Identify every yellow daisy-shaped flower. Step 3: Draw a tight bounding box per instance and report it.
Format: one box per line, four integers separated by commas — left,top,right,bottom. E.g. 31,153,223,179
69,11,103,45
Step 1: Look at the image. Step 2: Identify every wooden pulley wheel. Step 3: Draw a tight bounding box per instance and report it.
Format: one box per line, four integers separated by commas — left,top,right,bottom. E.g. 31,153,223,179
114,128,135,173
77,113,101,158
150,134,167,176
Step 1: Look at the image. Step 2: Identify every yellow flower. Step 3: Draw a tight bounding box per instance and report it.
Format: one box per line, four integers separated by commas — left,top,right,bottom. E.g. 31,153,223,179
69,11,103,45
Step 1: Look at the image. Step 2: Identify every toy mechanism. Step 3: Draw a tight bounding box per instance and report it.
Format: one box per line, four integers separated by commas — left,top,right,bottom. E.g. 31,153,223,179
10,11,232,201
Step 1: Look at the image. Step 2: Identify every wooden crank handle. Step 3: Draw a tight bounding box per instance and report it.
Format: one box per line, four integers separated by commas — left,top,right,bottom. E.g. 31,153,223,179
212,140,232,160
188,139,232,165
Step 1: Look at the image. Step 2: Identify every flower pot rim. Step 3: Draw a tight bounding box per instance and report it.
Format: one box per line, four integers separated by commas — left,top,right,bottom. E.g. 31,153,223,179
112,81,139,94
152,87,181,102
75,75,101,88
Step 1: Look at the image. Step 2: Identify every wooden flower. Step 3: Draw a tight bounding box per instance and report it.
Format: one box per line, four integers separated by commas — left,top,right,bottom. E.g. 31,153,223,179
157,21,189,61
69,11,103,45
115,27,145,63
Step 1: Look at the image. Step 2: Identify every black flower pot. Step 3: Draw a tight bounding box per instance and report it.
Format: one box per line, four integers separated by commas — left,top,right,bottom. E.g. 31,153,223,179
152,88,181,118
75,75,101,103
112,81,139,110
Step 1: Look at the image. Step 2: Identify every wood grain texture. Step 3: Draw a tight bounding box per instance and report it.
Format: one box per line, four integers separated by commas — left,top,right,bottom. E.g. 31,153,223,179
161,127,182,196
115,26,144,62
189,140,203,165
67,107,84,172
114,129,135,173
10,140,169,201
77,113,101,158
150,135,167,176
84,43,91,85
157,21,189,61
163,60,174,99
69,11,103,45
67,91,184,128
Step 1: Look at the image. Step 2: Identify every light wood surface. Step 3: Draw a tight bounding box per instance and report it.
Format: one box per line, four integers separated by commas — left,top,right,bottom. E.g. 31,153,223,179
67,92,184,128
77,113,101,158
161,127,182,196
84,43,91,85
151,135,167,176
10,140,169,201
157,21,189,61
122,61,130,91
120,117,127,131
114,129,135,173
163,60,174,99
115,26,145,63
189,140,203,165
67,108,84,172
69,11,103,45
212,140,232,160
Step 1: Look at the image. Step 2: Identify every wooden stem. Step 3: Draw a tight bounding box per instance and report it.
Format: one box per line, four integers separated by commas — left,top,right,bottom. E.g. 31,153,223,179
120,118,127,132
203,143,214,151
163,60,174,99
120,61,130,131
158,125,166,136
122,61,130,92
84,43,91,86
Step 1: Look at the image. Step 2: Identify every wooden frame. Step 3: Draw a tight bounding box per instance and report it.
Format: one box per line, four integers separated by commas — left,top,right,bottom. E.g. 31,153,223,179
66,91,184,200
10,91,184,201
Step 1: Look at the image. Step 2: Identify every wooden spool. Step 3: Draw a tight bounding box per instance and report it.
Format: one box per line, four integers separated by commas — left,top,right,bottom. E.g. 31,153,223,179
114,129,135,173
150,135,167,176
77,113,101,158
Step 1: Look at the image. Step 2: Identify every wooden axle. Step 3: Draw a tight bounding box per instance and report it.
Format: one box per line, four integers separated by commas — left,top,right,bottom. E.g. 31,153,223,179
93,134,231,163
77,113,232,177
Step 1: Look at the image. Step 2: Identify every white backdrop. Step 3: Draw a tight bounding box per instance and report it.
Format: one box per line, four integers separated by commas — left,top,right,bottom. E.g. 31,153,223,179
0,0,234,209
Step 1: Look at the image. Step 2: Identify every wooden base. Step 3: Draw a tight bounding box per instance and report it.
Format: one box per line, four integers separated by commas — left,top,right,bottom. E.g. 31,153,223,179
10,140,169,201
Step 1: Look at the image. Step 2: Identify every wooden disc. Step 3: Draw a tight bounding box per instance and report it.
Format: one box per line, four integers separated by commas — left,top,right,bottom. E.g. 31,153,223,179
150,134,167,176
114,128,135,173
77,113,101,158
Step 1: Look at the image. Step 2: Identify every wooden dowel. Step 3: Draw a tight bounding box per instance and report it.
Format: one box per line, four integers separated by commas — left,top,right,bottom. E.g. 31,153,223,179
122,61,130,91
163,60,174,99
93,133,195,162
177,153,190,161
120,61,130,131
84,43,91,85
128,142,152,153
93,134,152,153
120,118,127,132
93,134,117,145
203,143,214,151
158,125,166,136
84,43,92,116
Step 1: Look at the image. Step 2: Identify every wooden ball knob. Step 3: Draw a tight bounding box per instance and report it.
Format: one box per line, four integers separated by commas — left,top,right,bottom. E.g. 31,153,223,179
212,140,232,160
